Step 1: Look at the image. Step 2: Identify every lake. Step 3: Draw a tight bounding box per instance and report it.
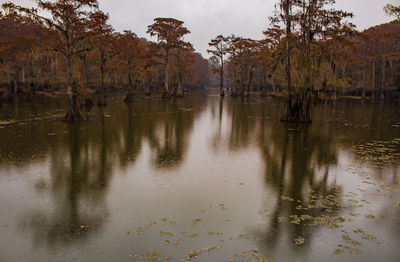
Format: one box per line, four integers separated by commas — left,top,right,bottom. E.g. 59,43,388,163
0,92,399,262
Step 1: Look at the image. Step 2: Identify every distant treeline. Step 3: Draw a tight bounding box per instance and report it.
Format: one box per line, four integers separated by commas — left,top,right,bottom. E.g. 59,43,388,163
0,0,399,123
0,1,210,104
207,20,400,101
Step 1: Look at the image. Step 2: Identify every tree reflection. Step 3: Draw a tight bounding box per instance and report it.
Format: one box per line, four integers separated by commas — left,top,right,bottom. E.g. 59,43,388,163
228,98,258,150
257,121,342,256
149,102,193,168
23,123,110,248
146,98,202,169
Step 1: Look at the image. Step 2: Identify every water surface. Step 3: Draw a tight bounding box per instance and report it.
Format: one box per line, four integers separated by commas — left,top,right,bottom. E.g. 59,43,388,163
0,93,399,261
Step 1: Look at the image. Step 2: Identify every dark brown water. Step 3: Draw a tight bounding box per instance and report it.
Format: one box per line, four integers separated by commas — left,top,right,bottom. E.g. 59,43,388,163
0,92,399,262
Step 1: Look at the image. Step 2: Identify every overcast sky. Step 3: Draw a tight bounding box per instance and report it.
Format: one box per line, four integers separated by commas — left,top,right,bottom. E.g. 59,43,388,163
3,0,399,57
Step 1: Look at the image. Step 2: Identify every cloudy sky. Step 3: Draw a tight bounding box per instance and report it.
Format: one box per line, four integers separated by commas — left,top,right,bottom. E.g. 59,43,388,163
4,0,399,57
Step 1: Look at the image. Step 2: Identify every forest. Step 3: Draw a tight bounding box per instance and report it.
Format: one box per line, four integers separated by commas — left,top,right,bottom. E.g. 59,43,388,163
0,1,400,261
0,0,399,122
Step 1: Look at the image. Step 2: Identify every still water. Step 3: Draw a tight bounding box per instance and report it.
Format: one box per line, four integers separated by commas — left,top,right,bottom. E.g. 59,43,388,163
0,92,399,262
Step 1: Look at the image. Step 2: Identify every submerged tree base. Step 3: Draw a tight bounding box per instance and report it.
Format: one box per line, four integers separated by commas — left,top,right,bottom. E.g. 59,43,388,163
64,108,82,122
1,93,13,102
162,91,171,99
124,93,137,103
174,91,185,98
280,115,313,124
85,97,94,107
97,95,107,107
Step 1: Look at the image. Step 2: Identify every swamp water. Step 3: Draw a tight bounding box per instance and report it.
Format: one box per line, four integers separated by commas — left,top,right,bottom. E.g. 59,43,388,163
0,92,399,262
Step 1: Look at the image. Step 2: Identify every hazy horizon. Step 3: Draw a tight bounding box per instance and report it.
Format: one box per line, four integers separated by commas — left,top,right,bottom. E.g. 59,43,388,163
3,0,399,58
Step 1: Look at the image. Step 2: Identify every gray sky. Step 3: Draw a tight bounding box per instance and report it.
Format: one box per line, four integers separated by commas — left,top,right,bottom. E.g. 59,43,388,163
3,0,399,58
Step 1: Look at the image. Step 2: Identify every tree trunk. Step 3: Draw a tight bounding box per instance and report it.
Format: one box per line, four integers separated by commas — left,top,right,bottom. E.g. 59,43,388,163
82,54,89,88
64,54,82,122
243,69,253,97
282,0,302,123
14,78,18,95
128,72,132,89
162,49,171,98
1,78,13,102
380,58,385,100
98,62,107,107
219,55,225,97
145,72,151,96
177,72,184,97
362,64,366,99
372,59,376,99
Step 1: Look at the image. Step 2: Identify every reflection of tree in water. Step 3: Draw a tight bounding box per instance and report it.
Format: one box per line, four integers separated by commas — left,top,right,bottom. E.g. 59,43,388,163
22,117,112,248
214,97,345,256
209,97,260,151
149,100,196,168
121,97,203,169
119,102,148,167
17,95,207,248
228,98,257,150
257,122,342,255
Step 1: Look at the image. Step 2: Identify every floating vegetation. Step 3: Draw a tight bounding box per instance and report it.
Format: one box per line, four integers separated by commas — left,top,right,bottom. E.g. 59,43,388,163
161,218,177,225
342,235,362,247
278,217,287,223
131,225,144,236
162,240,171,245
123,136,396,261
353,228,365,234
145,221,157,229
189,232,200,238
174,239,183,246
184,246,221,261
187,250,201,261
294,236,306,246
129,249,171,261
336,245,362,256
191,218,202,226
361,233,377,242
219,204,227,211
232,248,272,262
208,231,223,236
333,248,345,256
237,233,261,241
352,138,400,165
159,231,176,237
280,213,347,229
281,196,295,202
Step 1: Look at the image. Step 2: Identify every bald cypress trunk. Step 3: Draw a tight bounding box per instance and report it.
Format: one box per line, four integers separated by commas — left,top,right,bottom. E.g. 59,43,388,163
64,54,82,122
219,55,225,97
